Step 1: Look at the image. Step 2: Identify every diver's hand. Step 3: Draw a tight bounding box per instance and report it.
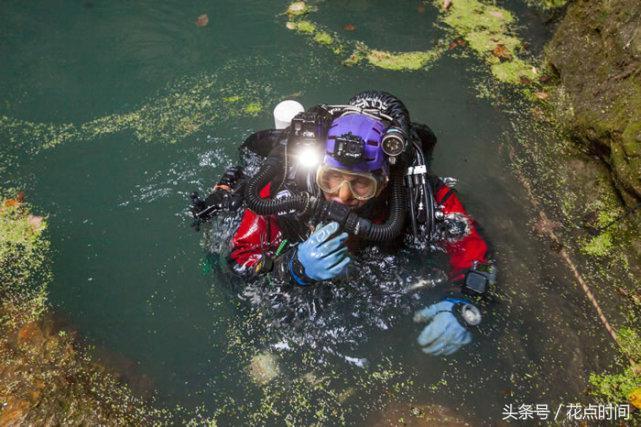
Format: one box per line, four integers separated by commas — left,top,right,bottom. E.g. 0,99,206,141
413,299,473,356
291,222,351,284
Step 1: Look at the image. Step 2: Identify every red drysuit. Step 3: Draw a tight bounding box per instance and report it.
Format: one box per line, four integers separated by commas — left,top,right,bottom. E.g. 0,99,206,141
227,179,489,284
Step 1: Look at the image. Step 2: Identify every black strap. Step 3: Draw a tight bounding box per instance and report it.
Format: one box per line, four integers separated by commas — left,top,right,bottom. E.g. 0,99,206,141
439,188,456,205
427,175,455,205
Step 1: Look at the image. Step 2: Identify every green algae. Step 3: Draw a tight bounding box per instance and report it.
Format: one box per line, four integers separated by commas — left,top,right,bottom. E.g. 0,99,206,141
590,367,641,405
284,0,536,79
581,232,615,257
0,194,168,424
491,60,538,85
286,1,311,17
580,206,621,257
618,327,641,361
313,31,334,46
0,196,50,324
243,102,263,115
366,48,446,71
433,0,537,84
291,19,316,34
285,1,445,71
525,0,569,9
590,327,641,406
0,73,276,160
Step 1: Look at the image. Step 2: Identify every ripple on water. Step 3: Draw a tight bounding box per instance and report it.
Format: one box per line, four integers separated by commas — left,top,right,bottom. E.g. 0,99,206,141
204,216,450,364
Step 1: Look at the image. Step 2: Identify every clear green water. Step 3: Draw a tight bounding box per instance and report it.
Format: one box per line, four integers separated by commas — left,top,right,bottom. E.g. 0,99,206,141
0,0,619,424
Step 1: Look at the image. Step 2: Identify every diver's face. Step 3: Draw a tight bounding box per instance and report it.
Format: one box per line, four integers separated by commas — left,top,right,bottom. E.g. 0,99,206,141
322,185,367,209
320,169,374,209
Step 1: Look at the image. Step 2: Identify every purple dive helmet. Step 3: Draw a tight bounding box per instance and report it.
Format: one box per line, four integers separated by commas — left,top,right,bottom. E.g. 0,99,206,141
324,113,388,175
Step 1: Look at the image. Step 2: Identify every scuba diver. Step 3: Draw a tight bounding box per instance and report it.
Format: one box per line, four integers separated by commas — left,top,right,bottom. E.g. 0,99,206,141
191,91,496,357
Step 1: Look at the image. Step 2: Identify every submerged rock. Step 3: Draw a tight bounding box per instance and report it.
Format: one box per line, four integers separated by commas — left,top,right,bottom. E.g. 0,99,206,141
195,14,209,27
16,321,45,349
0,399,30,426
248,352,281,385
287,1,309,17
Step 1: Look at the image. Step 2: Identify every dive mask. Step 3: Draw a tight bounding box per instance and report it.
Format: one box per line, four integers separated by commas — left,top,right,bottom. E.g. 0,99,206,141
316,165,387,201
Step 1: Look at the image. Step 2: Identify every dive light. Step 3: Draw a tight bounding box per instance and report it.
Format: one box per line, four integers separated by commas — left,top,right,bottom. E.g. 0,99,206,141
381,127,406,164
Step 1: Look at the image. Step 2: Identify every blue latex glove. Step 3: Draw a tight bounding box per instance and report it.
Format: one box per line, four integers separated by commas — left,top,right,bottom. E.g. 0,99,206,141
292,222,351,283
413,299,473,356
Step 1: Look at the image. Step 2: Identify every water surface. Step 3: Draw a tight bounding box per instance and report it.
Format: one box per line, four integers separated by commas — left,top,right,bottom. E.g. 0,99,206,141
0,0,617,424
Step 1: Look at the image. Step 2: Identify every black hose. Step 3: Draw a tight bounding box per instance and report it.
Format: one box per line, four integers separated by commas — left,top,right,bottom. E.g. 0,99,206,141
245,91,412,242
245,153,407,242
348,166,406,241
241,129,287,157
244,152,313,215
407,174,418,240
348,90,411,138
411,139,435,240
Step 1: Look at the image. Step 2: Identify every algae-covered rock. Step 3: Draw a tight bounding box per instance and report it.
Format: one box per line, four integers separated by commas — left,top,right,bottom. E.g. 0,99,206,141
287,1,309,17
525,0,569,9
248,352,281,385
434,0,537,84
546,0,641,202
0,194,166,424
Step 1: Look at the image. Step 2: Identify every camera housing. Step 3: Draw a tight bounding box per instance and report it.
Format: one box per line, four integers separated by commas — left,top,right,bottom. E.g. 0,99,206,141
334,133,365,165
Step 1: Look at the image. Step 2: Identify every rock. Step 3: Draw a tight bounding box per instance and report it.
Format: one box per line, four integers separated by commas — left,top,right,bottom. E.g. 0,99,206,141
534,91,550,100
195,14,208,27
545,0,641,203
287,1,309,17
17,321,45,349
27,215,44,232
0,399,30,426
248,352,280,385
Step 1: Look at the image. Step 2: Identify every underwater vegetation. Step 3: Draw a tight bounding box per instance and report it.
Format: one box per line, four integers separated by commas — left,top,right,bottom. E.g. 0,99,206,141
525,0,569,10
432,0,538,84
589,327,641,410
0,191,49,325
0,70,274,163
0,193,167,424
285,1,447,71
284,0,541,83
